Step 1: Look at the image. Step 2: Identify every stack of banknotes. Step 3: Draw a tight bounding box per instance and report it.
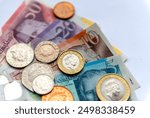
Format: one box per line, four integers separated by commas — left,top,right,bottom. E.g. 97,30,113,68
0,0,140,101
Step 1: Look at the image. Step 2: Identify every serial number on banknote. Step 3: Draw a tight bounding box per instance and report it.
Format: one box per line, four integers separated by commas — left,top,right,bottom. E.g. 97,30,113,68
77,106,135,114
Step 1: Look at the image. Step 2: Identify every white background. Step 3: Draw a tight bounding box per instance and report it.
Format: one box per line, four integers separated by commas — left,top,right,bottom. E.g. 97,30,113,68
0,0,150,100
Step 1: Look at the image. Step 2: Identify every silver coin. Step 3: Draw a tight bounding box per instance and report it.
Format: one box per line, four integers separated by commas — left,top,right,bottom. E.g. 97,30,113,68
22,63,54,92
32,75,54,95
6,43,34,68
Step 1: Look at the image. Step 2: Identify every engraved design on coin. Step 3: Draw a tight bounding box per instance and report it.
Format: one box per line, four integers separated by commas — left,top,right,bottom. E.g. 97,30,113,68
62,54,79,70
53,1,75,19
96,74,131,101
32,75,54,95
101,78,125,101
57,50,85,74
35,41,59,63
42,86,74,101
6,43,34,68
22,63,54,92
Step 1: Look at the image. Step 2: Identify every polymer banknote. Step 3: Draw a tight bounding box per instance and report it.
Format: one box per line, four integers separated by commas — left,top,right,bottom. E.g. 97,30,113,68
54,56,139,101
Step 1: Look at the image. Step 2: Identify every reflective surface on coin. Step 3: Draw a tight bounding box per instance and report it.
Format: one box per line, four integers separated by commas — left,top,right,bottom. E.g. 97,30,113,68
42,86,74,101
57,50,85,74
6,43,34,68
96,74,131,101
53,1,75,19
35,41,59,63
22,63,54,92
32,75,54,95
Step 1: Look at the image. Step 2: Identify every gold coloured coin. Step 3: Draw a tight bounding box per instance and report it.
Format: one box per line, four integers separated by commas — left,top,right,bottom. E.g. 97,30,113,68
53,1,75,19
42,86,74,101
57,50,85,74
96,74,131,101
35,41,59,63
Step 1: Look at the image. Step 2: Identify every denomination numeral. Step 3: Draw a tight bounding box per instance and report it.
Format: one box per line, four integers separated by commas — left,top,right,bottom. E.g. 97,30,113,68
25,2,41,19
55,21,76,39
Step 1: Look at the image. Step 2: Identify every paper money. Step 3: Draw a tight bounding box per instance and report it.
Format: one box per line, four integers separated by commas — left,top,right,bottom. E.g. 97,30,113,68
31,19,83,48
54,56,139,101
0,0,57,63
71,16,128,62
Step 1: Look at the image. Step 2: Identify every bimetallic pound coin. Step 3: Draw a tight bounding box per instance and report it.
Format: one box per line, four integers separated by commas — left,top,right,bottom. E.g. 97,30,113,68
57,50,85,74
32,75,54,95
53,2,75,19
96,74,131,101
22,63,54,92
35,41,59,63
42,86,74,101
6,43,34,68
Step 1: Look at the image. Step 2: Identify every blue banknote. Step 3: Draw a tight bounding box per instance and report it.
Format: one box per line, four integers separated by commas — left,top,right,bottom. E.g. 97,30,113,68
55,56,138,101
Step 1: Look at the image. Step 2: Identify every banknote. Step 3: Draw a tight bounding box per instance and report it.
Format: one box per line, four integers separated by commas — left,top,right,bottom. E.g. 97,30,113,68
0,0,57,63
31,19,83,48
0,80,40,101
54,56,139,101
71,15,94,29
71,15,128,62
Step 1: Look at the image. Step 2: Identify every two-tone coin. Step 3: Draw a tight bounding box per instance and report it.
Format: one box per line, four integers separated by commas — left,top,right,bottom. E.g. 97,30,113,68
35,41,59,63
6,43,34,68
53,1,75,19
57,50,85,74
96,74,131,101
32,75,54,95
22,63,54,92
42,86,74,101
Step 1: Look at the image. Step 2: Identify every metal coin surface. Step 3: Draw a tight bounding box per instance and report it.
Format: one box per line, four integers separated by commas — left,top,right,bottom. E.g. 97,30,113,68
32,75,54,95
22,63,54,92
35,41,59,63
42,86,74,101
57,50,85,74
53,1,75,19
6,43,34,68
96,74,131,101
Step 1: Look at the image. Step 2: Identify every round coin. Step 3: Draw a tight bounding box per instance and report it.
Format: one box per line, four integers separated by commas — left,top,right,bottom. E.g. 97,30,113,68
22,63,54,92
53,1,75,19
57,50,85,74
42,86,74,101
35,41,59,63
32,75,54,95
6,43,34,68
96,74,131,101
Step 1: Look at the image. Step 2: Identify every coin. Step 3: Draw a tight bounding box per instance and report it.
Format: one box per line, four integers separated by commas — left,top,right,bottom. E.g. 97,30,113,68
53,1,75,19
35,41,59,63
96,74,131,101
42,86,74,101
32,75,54,95
22,63,54,92
6,43,34,68
57,50,85,74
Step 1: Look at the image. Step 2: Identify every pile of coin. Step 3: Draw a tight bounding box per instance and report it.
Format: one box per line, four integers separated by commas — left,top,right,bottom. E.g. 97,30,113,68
1,1,139,101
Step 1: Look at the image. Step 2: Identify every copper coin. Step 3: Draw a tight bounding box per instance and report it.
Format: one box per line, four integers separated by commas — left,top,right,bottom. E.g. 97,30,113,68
42,86,74,101
53,1,75,19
